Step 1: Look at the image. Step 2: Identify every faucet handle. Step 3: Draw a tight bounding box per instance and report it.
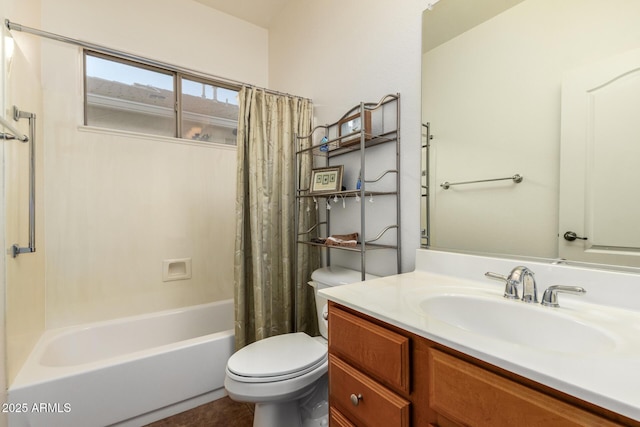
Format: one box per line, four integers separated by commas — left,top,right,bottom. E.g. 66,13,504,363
485,271,519,299
541,285,586,307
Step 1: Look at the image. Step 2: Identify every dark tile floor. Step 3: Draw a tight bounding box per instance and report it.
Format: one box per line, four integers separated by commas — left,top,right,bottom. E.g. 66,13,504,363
145,397,254,427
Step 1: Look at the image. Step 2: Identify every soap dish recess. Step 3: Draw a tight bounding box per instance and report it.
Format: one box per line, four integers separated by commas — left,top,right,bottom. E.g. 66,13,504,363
163,258,192,282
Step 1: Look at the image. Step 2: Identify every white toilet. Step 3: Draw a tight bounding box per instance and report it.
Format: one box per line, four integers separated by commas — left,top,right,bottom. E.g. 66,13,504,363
224,266,378,427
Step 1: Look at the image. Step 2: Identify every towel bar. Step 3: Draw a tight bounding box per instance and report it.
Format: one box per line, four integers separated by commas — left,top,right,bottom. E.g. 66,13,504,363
440,174,523,190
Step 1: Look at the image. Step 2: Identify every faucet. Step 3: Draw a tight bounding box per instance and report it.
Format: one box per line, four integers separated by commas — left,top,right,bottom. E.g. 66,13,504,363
541,285,586,307
485,266,538,303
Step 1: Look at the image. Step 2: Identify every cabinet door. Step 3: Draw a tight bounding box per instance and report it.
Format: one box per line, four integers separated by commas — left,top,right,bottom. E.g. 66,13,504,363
329,306,410,394
429,349,624,427
330,355,410,427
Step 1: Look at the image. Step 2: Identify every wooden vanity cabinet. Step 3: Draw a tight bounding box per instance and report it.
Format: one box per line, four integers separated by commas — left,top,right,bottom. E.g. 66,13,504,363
328,302,429,426
327,301,638,427
428,349,630,427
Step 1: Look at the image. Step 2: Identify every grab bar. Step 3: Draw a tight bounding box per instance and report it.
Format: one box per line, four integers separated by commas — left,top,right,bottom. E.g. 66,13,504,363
441,174,523,190
9,106,37,257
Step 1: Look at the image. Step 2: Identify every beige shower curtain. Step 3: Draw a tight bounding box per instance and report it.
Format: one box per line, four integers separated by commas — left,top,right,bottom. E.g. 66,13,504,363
234,87,319,349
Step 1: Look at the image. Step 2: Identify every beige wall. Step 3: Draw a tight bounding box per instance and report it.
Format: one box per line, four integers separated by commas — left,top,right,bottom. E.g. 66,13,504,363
268,0,427,274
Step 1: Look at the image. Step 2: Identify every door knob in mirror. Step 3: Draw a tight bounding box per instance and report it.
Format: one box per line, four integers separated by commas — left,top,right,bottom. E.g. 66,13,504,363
563,231,588,242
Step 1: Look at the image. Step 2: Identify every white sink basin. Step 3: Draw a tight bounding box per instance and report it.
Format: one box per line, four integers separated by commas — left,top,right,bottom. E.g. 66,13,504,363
418,294,617,355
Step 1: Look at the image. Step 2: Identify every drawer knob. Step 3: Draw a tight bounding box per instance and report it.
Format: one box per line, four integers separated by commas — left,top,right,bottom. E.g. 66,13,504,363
350,393,363,406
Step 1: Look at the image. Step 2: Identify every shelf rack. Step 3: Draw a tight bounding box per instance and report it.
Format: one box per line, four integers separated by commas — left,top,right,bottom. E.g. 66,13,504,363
294,93,401,280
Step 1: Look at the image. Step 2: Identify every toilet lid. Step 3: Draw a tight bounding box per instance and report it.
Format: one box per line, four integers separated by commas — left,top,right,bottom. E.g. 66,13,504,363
226,333,327,383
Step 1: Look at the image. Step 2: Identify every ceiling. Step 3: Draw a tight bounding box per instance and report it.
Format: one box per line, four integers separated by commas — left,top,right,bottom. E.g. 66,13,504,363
193,0,292,28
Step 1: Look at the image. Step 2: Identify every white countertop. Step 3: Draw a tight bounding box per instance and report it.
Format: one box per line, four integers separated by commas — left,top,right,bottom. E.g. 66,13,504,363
319,249,640,422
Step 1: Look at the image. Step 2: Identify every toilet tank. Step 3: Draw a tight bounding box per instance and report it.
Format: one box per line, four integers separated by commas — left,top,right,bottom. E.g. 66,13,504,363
309,266,380,339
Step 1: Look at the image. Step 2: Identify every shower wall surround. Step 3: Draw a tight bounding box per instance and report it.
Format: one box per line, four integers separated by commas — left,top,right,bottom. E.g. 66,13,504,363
3,0,46,387
3,0,269,385
39,0,268,329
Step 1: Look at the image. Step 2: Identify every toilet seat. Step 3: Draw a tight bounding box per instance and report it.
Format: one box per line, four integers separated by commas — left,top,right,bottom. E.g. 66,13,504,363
226,332,327,383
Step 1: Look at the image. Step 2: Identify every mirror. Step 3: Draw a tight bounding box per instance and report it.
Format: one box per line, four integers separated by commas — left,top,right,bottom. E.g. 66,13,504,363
421,0,640,269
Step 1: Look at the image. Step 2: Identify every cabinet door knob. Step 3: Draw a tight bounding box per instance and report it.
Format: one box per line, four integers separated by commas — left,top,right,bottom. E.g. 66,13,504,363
350,393,363,406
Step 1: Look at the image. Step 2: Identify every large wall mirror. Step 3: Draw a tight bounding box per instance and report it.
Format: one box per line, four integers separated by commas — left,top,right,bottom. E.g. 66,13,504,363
421,0,640,269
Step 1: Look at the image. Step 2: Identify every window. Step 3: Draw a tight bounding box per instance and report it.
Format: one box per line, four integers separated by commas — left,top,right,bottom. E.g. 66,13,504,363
181,77,239,142
84,51,239,144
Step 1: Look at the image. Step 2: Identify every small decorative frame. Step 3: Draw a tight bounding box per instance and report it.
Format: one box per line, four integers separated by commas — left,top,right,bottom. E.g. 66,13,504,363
338,110,371,146
309,166,344,195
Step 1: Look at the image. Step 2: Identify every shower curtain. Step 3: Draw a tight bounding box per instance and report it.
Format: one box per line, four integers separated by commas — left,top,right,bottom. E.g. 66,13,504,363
234,87,319,349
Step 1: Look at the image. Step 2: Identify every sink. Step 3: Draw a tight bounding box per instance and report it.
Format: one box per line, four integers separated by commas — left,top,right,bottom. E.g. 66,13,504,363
418,294,617,355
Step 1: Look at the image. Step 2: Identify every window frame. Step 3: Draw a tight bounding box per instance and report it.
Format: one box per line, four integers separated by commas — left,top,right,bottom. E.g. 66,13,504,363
83,50,241,142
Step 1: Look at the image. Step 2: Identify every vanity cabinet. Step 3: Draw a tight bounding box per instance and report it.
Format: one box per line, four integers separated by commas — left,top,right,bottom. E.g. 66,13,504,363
428,349,627,427
328,305,413,426
327,301,637,427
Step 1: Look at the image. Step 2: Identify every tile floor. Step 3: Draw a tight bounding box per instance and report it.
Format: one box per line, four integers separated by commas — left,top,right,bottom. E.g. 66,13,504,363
145,397,254,427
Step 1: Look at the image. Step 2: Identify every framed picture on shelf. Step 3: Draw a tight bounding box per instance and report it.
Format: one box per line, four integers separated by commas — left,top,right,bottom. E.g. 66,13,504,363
309,166,344,195
338,110,371,147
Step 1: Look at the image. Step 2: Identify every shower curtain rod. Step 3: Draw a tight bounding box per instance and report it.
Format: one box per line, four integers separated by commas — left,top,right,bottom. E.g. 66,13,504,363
4,19,310,101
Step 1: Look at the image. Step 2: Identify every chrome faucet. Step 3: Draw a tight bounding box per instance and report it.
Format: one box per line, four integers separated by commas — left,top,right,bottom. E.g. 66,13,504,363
485,266,538,303
541,285,586,307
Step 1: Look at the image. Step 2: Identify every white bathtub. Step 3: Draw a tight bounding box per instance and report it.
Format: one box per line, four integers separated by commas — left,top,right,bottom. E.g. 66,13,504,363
8,299,235,427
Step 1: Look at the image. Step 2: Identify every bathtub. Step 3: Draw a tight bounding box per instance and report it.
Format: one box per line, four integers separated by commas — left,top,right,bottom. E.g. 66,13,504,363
8,299,235,427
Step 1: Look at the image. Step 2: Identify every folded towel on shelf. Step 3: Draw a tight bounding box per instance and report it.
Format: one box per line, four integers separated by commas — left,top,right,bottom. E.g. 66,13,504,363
330,233,359,241
325,232,359,248
325,237,357,247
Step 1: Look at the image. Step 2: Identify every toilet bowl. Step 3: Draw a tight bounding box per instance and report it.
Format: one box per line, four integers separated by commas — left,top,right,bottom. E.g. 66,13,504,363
224,266,379,427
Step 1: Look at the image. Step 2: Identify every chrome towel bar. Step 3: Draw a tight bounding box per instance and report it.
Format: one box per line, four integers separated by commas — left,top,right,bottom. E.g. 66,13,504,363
441,173,523,190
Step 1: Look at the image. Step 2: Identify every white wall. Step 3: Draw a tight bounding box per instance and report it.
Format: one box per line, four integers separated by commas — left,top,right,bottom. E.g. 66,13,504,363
423,0,640,259
41,0,269,88
268,0,428,274
38,0,268,328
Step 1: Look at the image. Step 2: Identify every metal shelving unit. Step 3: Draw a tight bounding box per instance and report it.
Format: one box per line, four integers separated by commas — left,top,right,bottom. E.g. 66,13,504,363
294,93,401,280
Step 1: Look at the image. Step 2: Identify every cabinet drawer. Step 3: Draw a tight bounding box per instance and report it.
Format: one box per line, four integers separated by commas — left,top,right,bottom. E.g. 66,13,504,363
329,306,410,393
330,355,410,427
428,349,624,427
330,407,357,427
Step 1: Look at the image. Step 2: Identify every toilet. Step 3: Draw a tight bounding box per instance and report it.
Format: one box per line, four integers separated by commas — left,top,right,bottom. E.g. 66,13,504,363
224,266,378,427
